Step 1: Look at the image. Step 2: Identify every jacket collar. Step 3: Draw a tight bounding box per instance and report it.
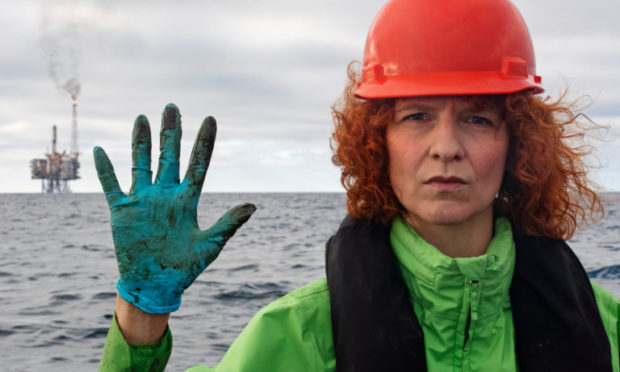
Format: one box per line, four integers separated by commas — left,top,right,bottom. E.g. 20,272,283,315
390,216,514,321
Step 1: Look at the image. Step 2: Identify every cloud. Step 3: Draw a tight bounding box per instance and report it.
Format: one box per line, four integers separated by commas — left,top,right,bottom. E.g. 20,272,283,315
1,0,619,192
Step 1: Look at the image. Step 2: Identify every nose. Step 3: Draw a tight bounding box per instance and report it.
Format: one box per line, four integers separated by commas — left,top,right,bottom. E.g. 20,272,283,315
429,114,464,162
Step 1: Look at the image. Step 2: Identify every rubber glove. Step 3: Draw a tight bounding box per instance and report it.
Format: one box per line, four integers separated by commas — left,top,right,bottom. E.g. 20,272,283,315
94,103,255,314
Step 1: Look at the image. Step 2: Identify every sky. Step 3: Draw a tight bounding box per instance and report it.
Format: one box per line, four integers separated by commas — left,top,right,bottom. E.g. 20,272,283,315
1,0,619,193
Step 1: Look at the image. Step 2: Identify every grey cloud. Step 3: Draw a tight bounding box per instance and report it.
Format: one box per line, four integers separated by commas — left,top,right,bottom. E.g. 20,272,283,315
1,0,619,192
516,0,620,37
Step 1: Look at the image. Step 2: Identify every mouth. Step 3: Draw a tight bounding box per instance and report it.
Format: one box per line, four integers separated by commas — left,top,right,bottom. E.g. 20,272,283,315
424,176,467,191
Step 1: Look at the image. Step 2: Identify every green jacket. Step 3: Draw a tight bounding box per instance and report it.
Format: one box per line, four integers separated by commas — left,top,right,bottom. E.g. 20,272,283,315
99,218,620,371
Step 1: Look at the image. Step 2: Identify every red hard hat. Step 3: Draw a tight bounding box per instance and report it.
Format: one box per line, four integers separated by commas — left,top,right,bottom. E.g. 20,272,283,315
355,0,543,98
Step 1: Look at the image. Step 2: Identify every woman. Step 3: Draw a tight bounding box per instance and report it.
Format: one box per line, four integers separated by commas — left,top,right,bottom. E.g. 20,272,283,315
97,0,619,371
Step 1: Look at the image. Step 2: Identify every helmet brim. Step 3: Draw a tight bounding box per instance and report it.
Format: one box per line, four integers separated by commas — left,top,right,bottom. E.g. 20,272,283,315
355,71,544,99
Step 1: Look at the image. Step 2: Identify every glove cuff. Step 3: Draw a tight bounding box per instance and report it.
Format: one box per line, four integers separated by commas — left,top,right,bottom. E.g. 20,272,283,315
115,278,182,314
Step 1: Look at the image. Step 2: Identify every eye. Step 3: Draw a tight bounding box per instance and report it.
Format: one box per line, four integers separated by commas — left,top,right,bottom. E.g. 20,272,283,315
465,115,494,126
402,112,427,121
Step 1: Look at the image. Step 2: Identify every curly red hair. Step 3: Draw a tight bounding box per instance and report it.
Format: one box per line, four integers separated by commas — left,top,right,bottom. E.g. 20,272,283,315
331,63,604,239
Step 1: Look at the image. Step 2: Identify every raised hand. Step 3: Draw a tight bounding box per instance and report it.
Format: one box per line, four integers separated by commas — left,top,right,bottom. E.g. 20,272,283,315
94,104,255,314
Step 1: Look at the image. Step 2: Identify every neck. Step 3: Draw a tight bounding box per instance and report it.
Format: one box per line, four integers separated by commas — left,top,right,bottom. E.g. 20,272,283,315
404,210,494,258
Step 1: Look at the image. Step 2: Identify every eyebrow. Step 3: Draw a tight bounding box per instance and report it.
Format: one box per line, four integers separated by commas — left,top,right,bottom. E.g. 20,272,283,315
394,101,440,112
395,99,502,116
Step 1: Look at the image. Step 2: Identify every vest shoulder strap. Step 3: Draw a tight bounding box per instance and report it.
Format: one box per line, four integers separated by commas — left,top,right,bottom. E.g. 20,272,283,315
510,235,612,371
325,215,426,372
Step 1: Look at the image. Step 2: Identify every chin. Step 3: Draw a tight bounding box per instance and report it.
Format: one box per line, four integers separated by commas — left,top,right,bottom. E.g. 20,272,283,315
421,212,474,226
405,201,492,227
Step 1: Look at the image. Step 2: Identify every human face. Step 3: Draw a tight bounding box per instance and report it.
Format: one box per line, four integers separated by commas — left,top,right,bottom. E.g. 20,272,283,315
387,96,509,229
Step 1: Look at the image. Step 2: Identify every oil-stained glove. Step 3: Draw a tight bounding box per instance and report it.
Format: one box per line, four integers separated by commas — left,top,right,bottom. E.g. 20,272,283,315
93,103,255,314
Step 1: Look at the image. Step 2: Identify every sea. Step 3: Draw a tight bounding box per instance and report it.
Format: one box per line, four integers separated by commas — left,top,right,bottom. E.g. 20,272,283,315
0,192,619,371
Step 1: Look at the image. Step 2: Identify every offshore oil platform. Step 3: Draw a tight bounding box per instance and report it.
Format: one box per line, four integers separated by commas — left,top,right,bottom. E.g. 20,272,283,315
30,95,80,193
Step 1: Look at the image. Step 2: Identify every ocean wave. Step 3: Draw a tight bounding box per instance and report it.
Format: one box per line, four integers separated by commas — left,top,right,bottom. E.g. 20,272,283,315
588,265,620,279
0,192,616,370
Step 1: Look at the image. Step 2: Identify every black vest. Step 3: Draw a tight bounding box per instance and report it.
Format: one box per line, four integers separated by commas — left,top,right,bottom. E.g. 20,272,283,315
325,215,612,372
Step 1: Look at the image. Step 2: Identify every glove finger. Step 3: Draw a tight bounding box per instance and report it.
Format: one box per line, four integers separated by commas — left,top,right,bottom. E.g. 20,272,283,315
130,115,152,194
196,203,257,262
154,103,182,185
93,146,124,205
184,116,216,198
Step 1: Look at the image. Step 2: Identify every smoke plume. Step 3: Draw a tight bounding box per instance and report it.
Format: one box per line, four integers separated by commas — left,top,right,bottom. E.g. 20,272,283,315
40,3,82,100
63,78,81,100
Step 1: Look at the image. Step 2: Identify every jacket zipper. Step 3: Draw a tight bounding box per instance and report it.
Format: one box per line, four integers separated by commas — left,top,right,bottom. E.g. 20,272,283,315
461,280,480,371
465,280,480,343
